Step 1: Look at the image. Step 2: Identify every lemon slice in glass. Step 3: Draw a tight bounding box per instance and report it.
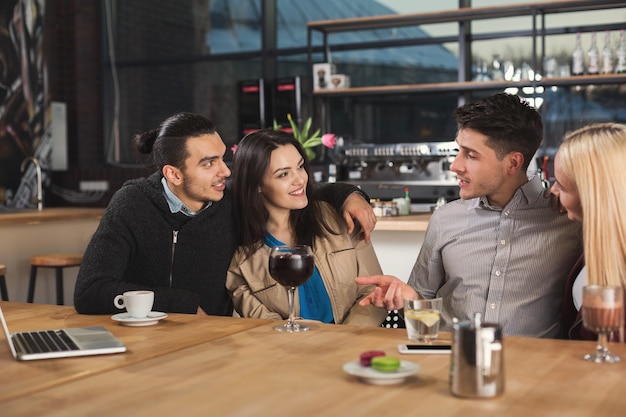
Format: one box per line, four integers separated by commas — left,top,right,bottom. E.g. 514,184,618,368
405,311,440,327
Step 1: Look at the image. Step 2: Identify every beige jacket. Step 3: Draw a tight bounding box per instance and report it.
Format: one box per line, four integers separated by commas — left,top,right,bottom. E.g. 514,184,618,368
226,203,387,327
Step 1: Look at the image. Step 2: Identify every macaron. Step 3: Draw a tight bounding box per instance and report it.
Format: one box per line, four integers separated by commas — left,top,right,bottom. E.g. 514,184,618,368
371,356,401,372
359,350,386,367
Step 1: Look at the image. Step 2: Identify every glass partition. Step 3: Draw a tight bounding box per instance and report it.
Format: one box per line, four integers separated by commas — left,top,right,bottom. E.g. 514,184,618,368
102,0,626,165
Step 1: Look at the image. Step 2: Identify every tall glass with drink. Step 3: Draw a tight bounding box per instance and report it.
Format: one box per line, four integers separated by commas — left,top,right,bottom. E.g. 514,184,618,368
403,298,443,342
268,245,314,333
582,285,624,363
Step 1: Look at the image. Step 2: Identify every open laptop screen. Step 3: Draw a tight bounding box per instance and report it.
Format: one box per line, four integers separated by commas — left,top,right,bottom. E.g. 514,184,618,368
0,306,126,361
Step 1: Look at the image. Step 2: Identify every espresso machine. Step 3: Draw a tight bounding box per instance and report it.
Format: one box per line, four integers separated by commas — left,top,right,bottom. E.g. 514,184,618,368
332,141,459,209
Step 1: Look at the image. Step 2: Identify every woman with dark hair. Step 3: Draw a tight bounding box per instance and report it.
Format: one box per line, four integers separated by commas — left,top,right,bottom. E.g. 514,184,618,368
74,113,376,316
226,129,386,326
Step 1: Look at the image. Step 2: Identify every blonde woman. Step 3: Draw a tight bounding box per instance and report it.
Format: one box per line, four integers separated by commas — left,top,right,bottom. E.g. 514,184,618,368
551,122,626,340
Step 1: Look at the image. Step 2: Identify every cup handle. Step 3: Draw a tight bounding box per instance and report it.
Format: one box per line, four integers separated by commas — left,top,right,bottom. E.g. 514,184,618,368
113,295,125,310
482,341,502,383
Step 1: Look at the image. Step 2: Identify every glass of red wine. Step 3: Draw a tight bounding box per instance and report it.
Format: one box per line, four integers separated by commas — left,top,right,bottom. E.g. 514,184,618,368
269,245,315,332
582,285,624,363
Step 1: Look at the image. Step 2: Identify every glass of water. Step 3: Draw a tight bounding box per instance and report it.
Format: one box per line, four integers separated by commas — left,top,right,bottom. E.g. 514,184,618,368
404,298,443,343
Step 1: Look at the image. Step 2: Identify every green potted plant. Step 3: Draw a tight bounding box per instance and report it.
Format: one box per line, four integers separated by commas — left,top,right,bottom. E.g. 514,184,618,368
273,114,336,160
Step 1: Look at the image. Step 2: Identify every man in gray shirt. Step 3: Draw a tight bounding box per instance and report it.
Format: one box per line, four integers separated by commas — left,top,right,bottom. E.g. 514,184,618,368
357,93,582,338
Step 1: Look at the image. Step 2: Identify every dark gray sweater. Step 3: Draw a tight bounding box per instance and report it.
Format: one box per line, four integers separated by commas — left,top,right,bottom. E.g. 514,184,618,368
74,171,238,315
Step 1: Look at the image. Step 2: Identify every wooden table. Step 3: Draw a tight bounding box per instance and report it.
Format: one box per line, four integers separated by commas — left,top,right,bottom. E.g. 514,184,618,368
2,302,626,416
0,302,270,403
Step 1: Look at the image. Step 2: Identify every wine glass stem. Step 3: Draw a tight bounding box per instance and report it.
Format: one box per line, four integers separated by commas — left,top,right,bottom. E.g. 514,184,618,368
287,286,296,326
597,332,609,357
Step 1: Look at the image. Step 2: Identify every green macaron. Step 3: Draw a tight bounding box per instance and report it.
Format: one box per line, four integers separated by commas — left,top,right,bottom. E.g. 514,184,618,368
370,356,401,372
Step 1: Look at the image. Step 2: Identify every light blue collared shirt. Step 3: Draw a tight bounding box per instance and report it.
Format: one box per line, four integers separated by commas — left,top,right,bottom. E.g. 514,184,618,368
161,177,211,216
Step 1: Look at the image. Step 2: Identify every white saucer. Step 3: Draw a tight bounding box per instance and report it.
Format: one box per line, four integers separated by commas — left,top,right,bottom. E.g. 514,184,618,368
111,311,168,327
342,360,420,385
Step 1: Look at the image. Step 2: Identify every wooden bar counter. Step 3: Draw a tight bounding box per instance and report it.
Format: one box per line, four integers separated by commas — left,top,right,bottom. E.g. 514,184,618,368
374,213,432,232
371,213,432,280
0,208,105,303
0,207,104,225
1,302,625,416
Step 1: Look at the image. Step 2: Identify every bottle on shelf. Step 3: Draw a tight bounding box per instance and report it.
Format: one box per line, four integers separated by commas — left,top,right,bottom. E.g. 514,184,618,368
392,188,411,216
491,54,504,81
617,29,626,74
543,56,557,78
503,60,515,81
572,32,585,76
601,30,614,74
587,31,599,75
327,163,337,183
403,187,411,215
473,59,490,82
519,62,532,81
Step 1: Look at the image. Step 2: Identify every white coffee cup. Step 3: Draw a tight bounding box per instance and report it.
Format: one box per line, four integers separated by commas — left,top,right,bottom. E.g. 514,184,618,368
114,290,154,318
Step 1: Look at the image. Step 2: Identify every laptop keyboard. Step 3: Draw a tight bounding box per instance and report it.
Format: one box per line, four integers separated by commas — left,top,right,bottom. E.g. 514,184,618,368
14,330,80,354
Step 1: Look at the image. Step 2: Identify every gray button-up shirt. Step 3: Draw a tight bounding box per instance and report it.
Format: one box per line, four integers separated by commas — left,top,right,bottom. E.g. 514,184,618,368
408,175,582,338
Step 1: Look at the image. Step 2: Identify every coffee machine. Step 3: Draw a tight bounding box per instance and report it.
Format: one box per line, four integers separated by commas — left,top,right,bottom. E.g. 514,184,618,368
331,141,459,208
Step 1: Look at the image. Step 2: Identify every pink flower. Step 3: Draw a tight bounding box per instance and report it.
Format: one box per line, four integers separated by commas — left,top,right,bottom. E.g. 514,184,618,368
231,144,238,154
321,133,336,149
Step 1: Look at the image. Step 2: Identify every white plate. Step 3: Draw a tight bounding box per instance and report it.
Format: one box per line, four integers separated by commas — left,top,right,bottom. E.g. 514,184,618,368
342,360,420,385
111,311,168,327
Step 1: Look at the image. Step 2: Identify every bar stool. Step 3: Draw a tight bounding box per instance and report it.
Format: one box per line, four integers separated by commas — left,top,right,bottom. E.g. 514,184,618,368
0,264,8,301
28,254,83,305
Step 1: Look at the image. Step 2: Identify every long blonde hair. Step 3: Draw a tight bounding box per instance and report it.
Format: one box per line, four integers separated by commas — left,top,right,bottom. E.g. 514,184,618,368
558,123,626,288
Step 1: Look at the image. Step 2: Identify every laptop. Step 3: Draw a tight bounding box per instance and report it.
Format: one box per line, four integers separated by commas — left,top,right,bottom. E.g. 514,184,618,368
0,306,127,361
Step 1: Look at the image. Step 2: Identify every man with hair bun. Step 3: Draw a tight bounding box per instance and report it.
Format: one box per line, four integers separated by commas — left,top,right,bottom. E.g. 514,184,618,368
74,112,376,316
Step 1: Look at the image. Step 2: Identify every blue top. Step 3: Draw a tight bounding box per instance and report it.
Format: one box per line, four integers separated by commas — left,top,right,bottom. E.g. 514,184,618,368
264,234,334,323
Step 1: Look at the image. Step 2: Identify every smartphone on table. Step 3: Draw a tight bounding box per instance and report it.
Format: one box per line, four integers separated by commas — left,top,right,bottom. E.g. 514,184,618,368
397,344,451,354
